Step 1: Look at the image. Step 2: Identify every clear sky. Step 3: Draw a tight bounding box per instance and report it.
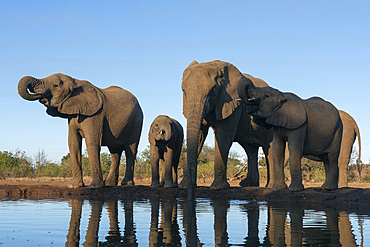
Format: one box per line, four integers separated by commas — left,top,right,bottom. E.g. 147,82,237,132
0,0,369,164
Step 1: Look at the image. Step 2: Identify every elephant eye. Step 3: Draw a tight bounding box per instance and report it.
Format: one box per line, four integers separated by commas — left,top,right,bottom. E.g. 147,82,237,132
265,94,270,98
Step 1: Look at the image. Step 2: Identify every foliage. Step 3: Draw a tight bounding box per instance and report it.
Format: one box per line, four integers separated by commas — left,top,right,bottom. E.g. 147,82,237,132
134,146,151,178
0,150,34,178
1,145,369,187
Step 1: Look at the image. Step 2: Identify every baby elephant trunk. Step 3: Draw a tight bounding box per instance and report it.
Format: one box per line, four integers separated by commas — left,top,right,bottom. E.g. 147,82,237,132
158,128,172,142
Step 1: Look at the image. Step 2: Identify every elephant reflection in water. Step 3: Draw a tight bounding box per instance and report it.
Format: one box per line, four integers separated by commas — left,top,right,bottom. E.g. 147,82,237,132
65,199,138,247
65,198,358,246
261,206,357,246
149,198,181,246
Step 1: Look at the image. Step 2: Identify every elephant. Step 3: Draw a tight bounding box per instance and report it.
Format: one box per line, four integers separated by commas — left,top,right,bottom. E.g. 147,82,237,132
148,115,184,188
180,60,274,191
283,110,361,187
337,110,362,187
237,77,343,191
18,73,143,188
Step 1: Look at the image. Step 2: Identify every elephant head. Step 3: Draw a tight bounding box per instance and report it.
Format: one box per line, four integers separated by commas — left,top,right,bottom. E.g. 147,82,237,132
182,60,243,191
149,115,175,143
18,73,103,118
237,77,307,129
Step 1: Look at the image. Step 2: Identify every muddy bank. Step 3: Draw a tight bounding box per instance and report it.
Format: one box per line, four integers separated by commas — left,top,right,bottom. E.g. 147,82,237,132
2,179,370,209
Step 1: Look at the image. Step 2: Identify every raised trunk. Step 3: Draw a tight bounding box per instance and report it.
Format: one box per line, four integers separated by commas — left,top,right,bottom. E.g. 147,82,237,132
18,76,44,101
186,110,203,200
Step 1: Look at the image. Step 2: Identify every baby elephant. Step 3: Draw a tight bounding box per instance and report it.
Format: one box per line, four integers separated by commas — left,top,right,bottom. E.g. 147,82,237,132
238,77,343,192
149,115,184,188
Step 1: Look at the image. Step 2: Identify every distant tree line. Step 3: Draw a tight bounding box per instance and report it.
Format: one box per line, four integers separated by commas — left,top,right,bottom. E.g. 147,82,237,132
0,144,366,183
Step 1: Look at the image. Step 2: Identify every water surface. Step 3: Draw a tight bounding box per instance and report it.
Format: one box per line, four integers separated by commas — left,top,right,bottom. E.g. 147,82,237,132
1,197,369,246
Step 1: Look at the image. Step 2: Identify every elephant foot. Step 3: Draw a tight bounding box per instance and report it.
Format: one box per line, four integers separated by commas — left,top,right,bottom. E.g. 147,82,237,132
288,182,304,192
321,181,338,191
68,181,85,189
89,180,105,189
239,177,259,187
271,182,287,191
150,182,162,188
210,180,230,190
104,177,118,187
178,177,188,189
121,180,135,186
164,182,178,188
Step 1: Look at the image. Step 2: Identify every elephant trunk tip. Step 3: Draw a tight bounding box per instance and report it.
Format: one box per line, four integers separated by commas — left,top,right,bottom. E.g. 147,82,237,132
18,76,44,101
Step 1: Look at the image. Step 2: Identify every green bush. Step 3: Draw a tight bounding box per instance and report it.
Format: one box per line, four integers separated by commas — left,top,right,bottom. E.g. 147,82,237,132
0,150,34,178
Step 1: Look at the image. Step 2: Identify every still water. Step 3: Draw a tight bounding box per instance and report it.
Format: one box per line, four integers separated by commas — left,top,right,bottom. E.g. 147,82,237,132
1,197,369,246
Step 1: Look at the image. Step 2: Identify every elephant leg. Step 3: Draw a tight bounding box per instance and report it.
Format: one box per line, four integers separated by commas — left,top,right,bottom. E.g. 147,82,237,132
287,137,304,192
150,146,161,188
264,143,274,188
121,143,138,185
338,150,351,188
85,140,104,189
239,143,259,187
159,158,165,186
321,153,339,190
163,149,176,188
271,130,288,191
172,150,181,187
67,127,84,188
211,130,232,190
338,158,349,187
105,148,123,186
179,122,209,189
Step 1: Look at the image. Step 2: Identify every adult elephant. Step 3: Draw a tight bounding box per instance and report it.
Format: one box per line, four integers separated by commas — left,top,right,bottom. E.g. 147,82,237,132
238,77,343,191
18,73,143,188
180,60,274,191
283,110,361,187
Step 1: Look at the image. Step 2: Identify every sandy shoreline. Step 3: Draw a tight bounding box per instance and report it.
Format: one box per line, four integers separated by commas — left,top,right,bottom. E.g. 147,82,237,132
1,177,370,211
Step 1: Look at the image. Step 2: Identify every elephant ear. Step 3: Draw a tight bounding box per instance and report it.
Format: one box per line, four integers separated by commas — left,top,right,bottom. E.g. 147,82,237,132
183,91,188,119
266,93,307,129
215,64,242,120
182,61,198,119
58,80,103,116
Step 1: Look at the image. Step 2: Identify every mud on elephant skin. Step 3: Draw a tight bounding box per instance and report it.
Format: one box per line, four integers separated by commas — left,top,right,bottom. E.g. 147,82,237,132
238,77,343,192
149,115,184,188
18,73,143,188
180,60,274,191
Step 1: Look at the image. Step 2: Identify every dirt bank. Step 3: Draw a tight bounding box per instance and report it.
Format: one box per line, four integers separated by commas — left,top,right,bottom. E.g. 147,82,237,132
1,177,370,208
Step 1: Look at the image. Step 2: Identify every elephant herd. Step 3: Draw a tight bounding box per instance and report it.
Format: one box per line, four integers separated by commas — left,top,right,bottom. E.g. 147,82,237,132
17,60,361,192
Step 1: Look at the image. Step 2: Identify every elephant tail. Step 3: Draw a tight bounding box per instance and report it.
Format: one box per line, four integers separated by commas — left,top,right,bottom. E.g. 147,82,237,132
354,120,362,165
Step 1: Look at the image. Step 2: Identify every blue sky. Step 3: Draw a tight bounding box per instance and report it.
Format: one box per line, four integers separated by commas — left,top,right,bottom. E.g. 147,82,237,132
0,0,369,164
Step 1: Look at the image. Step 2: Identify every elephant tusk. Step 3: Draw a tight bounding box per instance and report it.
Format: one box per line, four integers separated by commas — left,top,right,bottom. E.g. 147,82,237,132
247,97,256,102
235,98,242,102
28,92,43,96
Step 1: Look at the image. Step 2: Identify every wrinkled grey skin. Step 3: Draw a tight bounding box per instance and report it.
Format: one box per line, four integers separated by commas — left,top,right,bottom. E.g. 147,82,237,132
238,77,343,191
180,60,274,191
149,115,184,188
18,73,143,188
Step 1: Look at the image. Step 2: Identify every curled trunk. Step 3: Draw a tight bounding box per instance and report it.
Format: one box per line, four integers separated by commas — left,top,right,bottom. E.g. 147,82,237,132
18,76,44,101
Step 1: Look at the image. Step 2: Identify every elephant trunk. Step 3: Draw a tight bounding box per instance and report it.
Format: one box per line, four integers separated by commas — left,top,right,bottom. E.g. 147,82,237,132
186,103,204,200
18,76,44,101
237,77,256,104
